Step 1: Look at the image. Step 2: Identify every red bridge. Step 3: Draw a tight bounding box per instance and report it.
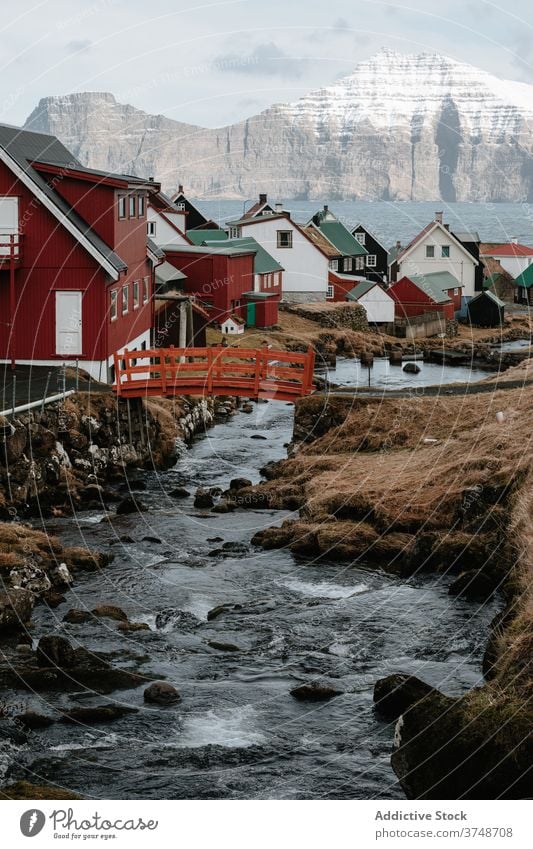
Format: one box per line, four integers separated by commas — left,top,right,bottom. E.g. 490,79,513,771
113,345,316,402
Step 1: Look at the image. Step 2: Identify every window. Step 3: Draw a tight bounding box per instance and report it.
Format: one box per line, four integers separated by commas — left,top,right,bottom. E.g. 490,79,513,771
143,276,150,304
329,259,338,271
355,256,365,270
343,257,352,272
147,221,156,237
118,196,126,219
138,195,145,217
133,280,140,310
366,254,377,267
327,284,334,299
176,201,185,210
453,288,459,296
229,226,241,239
426,245,435,258
110,289,118,321
129,196,136,218
442,245,450,258
277,230,293,248
122,284,129,314
355,233,366,245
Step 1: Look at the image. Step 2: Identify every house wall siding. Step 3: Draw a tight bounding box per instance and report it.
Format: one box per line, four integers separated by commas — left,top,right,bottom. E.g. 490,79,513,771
397,230,477,297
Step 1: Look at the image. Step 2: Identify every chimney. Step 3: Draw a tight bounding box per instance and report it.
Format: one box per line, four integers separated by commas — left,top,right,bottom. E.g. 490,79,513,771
275,203,283,212
396,240,402,250
259,193,267,204
324,204,329,213
178,184,184,193
435,211,443,224
511,237,518,244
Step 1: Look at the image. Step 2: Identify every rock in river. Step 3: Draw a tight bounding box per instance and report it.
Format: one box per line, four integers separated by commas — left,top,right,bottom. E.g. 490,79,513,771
60,704,138,724
115,496,147,515
144,682,181,705
0,588,35,632
194,488,215,509
403,362,421,374
290,682,343,701
373,674,437,720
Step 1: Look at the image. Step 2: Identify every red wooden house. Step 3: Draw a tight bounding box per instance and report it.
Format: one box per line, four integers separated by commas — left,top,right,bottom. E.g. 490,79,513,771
0,123,161,381
389,272,461,321
161,244,256,325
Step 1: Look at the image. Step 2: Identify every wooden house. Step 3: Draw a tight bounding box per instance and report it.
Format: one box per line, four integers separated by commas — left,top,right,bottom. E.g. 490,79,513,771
306,206,368,275
389,274,456,321
352,224,389,281
480,241,533,279
467,290,505,327
345,280,395,323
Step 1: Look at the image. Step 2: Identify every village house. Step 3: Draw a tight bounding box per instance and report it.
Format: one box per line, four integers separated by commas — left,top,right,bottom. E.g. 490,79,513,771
221,315,245,335
306,206,368,276
351,224,389,281
388,273,458,321
480,241,533,279
345,280,395,324
225,208,330,302
147,190,190,247
171,184,220,232
389,212,479,297
467,290,505,327
161,243,256,325
513,264,533,304
0,122,160,382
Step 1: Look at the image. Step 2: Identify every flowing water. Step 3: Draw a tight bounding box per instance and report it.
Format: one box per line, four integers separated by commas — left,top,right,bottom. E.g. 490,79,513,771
323,357,492,390
12,397,499,800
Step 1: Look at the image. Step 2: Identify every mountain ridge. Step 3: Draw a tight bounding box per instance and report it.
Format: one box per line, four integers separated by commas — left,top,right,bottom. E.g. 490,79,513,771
23,49,533,202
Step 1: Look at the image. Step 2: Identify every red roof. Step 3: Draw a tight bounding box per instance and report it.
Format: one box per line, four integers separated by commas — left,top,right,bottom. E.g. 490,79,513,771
480,243,533,257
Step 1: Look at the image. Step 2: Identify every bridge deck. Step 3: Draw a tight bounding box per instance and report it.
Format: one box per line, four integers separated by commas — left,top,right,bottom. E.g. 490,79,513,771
113,345,315,402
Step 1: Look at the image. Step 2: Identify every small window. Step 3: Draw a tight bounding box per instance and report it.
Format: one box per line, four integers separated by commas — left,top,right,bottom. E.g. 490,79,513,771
442,245,450,258
138,195,145,217
355,257,365,270
355,232,366,245
343,257,352,272
122,284,129,314
176,201,185,210
229,226,241,239
277,230,292,248
327,284,334,299
453,287,459,296
110,289,118,321
329,259,338,271
118,196,126,219
143,276,150,304
129,196,136,218
147,221,156,237
366,254,377,267
426,245,435,258
133,280,140,309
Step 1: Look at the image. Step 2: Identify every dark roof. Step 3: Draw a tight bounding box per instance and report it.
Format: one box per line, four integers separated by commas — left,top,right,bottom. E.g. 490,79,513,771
346,280,379,300
147,238,165,259
317,220,367,256
408,271,463,294
514,264,533,289
469,290,506,307
0,123,128,274
352,223,389,253
188,229,228,245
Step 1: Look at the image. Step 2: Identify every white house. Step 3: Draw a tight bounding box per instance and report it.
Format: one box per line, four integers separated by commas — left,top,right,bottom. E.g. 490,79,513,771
480,242,533,279
346,280,395,324
225,212,329,302
221,315,245,335
147,191,189,248
390,213,478,297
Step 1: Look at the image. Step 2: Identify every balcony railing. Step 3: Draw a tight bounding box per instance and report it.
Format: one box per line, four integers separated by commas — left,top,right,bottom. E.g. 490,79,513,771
0,233,22,263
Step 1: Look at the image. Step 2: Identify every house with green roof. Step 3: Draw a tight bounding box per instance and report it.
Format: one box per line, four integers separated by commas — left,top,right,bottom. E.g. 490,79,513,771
188,229,229,245
306,205,368,275
514,264,533,304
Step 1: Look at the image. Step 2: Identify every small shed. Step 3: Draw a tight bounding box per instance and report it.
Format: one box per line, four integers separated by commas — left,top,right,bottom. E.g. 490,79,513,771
467,290,505,327
221,314,245,335
346,280,395,323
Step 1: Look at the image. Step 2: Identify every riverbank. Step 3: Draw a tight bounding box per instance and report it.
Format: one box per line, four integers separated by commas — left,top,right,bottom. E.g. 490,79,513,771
238,359,533,798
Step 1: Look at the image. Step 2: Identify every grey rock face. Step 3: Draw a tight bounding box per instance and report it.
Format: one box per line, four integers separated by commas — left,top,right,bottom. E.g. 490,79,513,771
23,51,533,202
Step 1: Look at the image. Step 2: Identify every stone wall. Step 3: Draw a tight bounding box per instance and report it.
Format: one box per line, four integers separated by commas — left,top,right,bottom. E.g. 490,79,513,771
281,302,369,331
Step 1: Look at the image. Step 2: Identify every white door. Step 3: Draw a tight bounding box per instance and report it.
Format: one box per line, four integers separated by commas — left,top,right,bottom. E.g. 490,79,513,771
55,291,82,355
0,197,19,257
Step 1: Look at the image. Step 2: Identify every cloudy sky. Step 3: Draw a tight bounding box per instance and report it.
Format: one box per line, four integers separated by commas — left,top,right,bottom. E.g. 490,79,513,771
1,0,532,127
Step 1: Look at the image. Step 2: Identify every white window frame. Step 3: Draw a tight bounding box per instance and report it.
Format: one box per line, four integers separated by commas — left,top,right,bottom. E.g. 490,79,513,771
326,284,334,299
110,288,118,321
229,226,241,239
147,221,156,237
355,232,366,245
128,195,136,218
426,245,435,258
343,257,352,272
441,245,450,258
118,196,126,219
143,276,150,304
122,284,129,314
355,257,365,270
366,254,377,267
329,259,338,271
138,195,145,217
277,230,293,249
133,280,140,310
176,201,185,211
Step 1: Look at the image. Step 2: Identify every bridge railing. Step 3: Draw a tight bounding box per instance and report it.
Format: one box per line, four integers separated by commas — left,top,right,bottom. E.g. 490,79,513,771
113,345,315,401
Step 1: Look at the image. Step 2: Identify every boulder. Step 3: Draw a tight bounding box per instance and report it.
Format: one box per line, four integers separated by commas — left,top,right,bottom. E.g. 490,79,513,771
241,403,254,413
142,536,162,544
250,434,267,440
36,635,77,668
290,682,343,701
115,497,147,515
14,710,56,730
207,640,241,652
403,362,421,374
143,682,181,705
0,588,35,632
59,704,138,724
63,608,93,624
373,674,437,720
194,488,214,509
448,570,496,601
229,478,253,491
91,604,128,622
116,621,150,632
168,487,190,498
9,565,51,595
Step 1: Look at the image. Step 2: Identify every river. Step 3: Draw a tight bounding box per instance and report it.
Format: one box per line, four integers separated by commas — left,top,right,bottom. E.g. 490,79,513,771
8,391,499,800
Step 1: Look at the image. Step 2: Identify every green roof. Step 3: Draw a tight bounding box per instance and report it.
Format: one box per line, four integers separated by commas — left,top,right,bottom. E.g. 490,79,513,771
204,236,283,275
484,273,502,288
318,220,368,257
187,229,228,245
407,271,460,304
514,264,533,289
346,280,377,300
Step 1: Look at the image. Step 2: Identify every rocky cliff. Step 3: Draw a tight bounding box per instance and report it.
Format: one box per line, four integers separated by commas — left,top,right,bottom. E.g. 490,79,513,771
24,50,533,202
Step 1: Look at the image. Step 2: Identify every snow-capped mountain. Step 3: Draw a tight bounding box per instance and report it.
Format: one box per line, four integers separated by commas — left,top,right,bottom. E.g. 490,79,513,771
23,49,533,202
